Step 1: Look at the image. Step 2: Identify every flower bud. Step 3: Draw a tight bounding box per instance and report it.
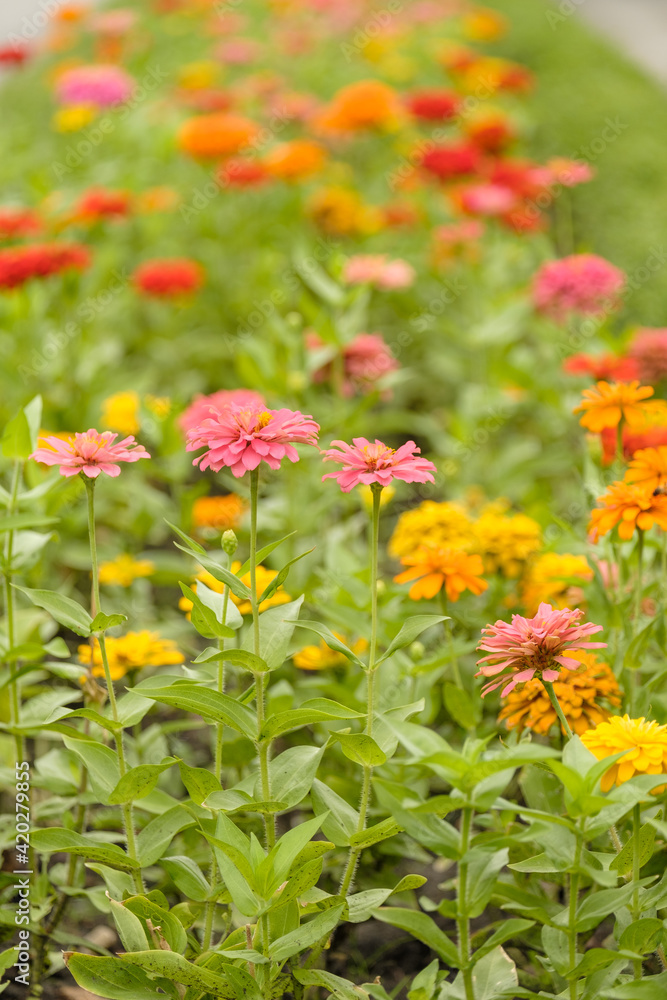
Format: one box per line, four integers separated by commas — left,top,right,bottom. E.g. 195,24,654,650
409,640,425,661
221,529,238,555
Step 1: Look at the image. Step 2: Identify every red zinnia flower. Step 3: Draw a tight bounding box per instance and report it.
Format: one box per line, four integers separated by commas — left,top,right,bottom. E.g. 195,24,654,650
218,159,269,187
75,188,132,221
420,143,482,182
405,89,460,122
0,242,90,289
133,258,204,297
563,352,639,382
0,207,42,240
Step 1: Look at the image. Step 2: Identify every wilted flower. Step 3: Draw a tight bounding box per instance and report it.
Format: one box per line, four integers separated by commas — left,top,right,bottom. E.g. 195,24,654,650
31,429,150,478
499,651,621,736
476,602,606,697
574,381,667,433
322,438,436,493
581,715,667,791
394,546,487,601
187,404,319,476
99,554,155,587
533,254,625,321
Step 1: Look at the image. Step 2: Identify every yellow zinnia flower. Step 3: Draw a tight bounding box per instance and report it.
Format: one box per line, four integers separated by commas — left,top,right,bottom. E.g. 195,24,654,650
520,553,593,615
389,501,475,559
192,495,246,535
472,501,542,578
99,554,155,588
101,391,140,435
581,715,667,792
292,634,368,671
53,103,97,132
78,631,183,682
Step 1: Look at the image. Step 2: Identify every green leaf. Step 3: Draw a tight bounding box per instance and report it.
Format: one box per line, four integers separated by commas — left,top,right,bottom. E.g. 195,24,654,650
3,397,42,459
237,531,297,574
136,806,195,867
577,881,653,931
65,954,161,1000
13,585,92,637
108,759,176,804
294,620,365,667
347,876,427,923
469,947,517,1000
349,818,401,850
61,733,119,802
376,616,446,665
193,647,268,673
135,680,257,739
244,596,304,670
107,897,150,953
175,544,251,600
602,974,667,1000
293,968,369,1000
270,903,345,961
177,759,222,806
466,848,509,918
334,732,387,767
118,950,236,998
443,683,480,730
619,918,664,955
258,547,314,603
262,699,364,740
90,612,128,633
162,856,211,902
609,824,655,875
311,779,359,847
31,829,139,872
219,965,263,1000
179,583,235,640
267,745,325,811
373,908,460,965
472,919,535,965
0,513,58,532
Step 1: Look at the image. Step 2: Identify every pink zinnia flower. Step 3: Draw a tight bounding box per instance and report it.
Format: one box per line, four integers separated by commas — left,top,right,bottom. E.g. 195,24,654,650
307,332,398,396
342,255,415,290
187,404,319,477
532,254,625,322
628,328,667,385
546,158,595,187
458,183,518,217
476,603,606,697
179,388,265,435
31,430,150,478
56,64,135,108
322,438,436,492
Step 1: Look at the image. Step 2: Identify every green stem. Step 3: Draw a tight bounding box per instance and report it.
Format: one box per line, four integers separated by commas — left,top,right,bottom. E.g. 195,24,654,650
568,825,583,1000
630,529,644,714
339,486,382,897
457,805,474,1000
5,460,23,762
632,803,643,980
440,592,461,688
84,476,143,892
249,469,275,850
542,680,574,740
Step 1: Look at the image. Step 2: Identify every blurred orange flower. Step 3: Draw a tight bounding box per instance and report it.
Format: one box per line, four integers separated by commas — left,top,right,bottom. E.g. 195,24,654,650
264,139,327,181
192,494,246,533
178,112,260,158
624,446,667,492
316,79,400,132
394,546,487,601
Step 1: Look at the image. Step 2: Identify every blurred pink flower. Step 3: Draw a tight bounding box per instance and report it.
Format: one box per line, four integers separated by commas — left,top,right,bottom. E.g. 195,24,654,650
308,332,398,396
547,158,595,187
628,328,667,385
342,254,415,290
533,254,625,322
434,219,485,246
56,64,135,107
89,9,137,35
459,183,518,216
476,602,606,697
187,405,319,476
322,437,436,492
180,389,265,435
216,39,261,64
31,430,150,478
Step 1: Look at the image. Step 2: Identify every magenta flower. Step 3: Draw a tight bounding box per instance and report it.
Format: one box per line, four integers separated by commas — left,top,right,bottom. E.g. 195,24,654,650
186,404,320,477
31,430,150,479
322,437,436,492
179,388,265,435
56,65,135,108
476,602,606,697
532,254,625,322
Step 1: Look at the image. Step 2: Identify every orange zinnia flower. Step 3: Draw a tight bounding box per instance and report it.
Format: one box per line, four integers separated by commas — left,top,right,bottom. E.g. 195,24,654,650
178,113,260,159
589,481,667,541
315,80,400,133
624,446,667,492
573,380,667,433
264,139,327,181
394,546,488,601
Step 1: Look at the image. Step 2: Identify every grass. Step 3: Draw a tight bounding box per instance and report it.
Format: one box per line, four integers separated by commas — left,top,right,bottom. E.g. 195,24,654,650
491,0,667,326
